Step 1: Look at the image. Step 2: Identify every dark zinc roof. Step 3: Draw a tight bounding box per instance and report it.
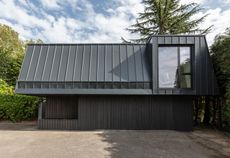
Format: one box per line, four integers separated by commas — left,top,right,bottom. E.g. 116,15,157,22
18,44,151,82
16,35,219,95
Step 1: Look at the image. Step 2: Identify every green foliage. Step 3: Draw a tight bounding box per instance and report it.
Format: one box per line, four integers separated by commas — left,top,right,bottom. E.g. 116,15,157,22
0,79,41,122
0,24,43,122
0,24,43,86
127,0,212,42
0,24,24,86
0,94,40,122
0,79,13,94
224,84,230,126
211,28,230,127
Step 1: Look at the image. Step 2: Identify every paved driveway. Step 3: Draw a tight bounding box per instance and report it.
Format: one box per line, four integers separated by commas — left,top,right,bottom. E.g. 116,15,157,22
0,122,229,158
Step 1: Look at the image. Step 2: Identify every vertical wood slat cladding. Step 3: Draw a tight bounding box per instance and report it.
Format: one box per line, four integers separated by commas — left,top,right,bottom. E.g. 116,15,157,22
45,96,78,119
77,95,192,130
40,95,192,130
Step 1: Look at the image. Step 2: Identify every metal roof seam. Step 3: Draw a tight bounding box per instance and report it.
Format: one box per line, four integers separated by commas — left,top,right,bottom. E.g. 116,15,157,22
41,45,49,81
72,45,78,81
57,45,64,81
88,45,92,81
48,45,57,81
80,45,85,81
18,46,28,80
96,45,99,81
126,45,130,82
104,45,106,82
140,45,145,82
119,45,121,82
133,45,137,82
64,45,71,81
112,45,114,82
26,45,35,80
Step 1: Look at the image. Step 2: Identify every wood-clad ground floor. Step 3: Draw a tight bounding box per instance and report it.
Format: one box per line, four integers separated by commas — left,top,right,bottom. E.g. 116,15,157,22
38,95,193,131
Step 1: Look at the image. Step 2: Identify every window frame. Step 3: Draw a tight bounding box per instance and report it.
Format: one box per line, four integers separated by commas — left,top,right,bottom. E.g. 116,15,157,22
158,45,193,89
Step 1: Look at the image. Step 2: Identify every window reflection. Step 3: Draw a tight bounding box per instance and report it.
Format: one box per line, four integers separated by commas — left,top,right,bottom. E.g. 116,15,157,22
158,46,191,88
180,47,191,74
158,47,179,88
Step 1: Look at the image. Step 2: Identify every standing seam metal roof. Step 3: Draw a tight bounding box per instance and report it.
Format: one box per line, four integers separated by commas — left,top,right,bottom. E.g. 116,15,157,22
18,44,151,82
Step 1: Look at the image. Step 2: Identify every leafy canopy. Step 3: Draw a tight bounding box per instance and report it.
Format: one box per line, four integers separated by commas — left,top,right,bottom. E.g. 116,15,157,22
0,24,43,86
127,0,212,42
211,28,230,126
0,24,25,86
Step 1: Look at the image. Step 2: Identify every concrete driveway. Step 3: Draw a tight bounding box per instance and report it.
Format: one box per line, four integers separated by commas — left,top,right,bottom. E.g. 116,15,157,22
0,122,229,158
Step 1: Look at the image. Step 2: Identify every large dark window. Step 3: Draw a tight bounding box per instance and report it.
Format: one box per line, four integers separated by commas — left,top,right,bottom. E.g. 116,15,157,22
158,46,191,88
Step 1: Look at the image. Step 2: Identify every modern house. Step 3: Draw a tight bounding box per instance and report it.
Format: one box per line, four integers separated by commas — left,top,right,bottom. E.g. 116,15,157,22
15,35,219,131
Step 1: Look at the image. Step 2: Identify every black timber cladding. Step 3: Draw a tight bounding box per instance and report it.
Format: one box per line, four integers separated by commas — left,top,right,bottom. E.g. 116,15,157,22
38,95,193,131
16,35,219,95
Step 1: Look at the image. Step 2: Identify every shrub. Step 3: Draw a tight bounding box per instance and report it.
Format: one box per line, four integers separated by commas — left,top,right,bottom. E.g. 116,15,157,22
0,79,41,122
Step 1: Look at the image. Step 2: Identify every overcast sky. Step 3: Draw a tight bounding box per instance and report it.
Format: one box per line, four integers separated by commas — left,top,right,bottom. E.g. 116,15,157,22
0,0,229,46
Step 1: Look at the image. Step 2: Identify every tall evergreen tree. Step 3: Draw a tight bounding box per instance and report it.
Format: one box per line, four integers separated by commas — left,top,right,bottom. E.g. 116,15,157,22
127,0,212,42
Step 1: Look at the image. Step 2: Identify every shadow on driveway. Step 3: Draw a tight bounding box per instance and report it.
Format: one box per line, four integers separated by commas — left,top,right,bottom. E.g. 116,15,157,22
0,121,229,158
97,130,230,158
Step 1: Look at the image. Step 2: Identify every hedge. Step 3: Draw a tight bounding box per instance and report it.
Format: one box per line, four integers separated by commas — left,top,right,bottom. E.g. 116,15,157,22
0,79,41,122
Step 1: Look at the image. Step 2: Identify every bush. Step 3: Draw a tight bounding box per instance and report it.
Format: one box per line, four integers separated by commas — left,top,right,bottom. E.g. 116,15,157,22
224,83,230,128
0,79,41,122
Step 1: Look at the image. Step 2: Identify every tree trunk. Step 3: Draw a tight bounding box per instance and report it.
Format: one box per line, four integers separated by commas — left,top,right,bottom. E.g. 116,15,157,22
218,97,223,129
193,96,200,125
203,96,210,125
212,97,217,126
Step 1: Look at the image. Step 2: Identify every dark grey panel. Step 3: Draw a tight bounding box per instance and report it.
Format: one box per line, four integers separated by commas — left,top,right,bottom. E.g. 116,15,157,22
179,37,186,44
141,45,150,82
42,45,55,81
97,45,105,81
18,44,149,83
158,36,164,44
187,37,194,44
34,46,48,81
19,45,34,80
15,88,153,95
151,37,158,93
81,45,90,81
74,45,83,81
120,45,128,82
165,36,172,44
127,45,136,81
65,45,77,81
113,45,120,81
57,45,69,81
105,45,113,81
27,45,41,80
134,45,143,81
50,45,62,81
89,45,98,81
194,37,201,94
172,37,179,44
200,37,207,94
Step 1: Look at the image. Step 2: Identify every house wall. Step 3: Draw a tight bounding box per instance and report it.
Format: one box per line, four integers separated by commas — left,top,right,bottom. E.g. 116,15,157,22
39,95,193,131
150,35,219,95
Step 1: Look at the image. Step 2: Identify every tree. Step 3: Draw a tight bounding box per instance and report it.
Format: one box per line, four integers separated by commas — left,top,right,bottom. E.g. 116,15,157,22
0,24,43,86
127,0,212,42
211,28,230,128
0,24,24,86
